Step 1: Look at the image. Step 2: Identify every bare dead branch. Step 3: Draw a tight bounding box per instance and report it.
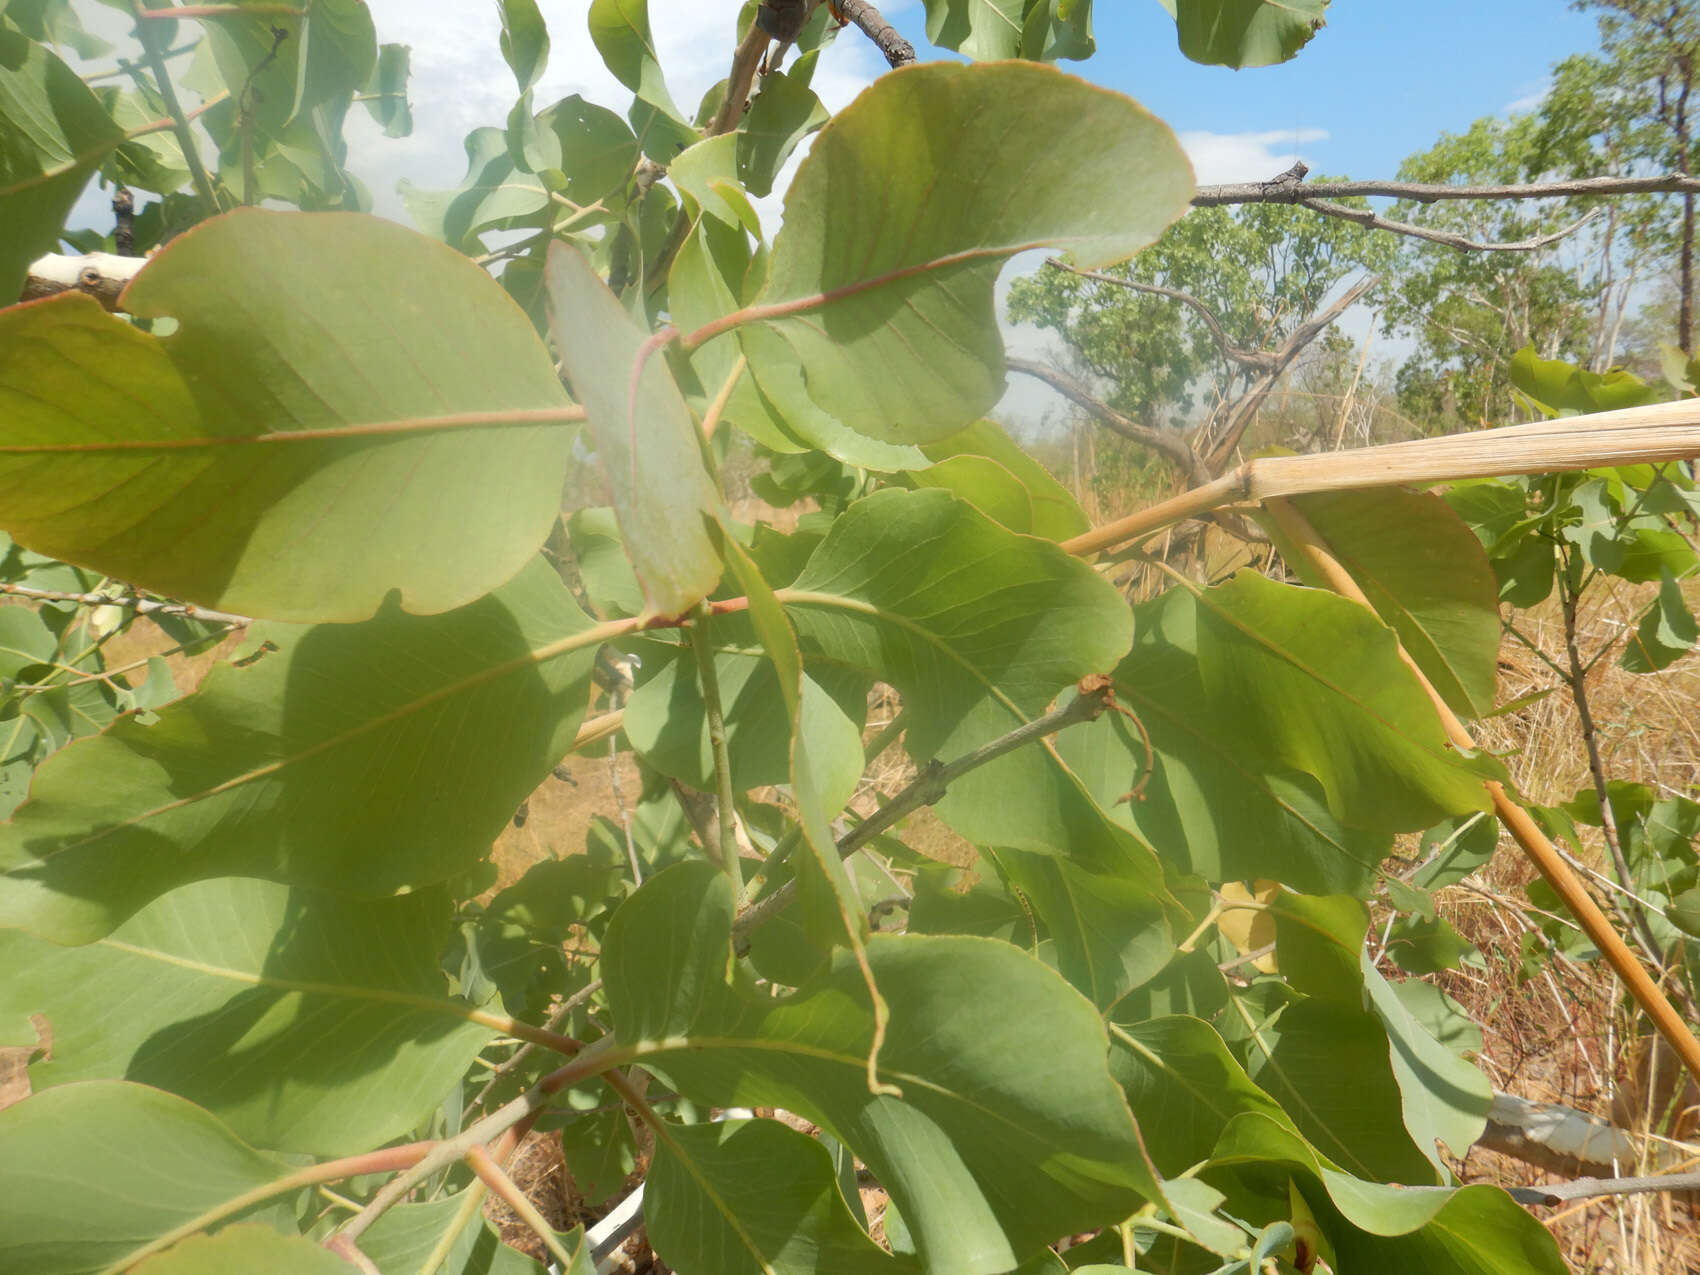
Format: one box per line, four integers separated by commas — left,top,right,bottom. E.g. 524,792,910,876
1290,198,1601,253
1043,259,1274,371
1202,272,1382,470
831,0,916,67
1194,172,1700,205
0,582,249,626
1006,356,1212,485
1506,1170,1700,1206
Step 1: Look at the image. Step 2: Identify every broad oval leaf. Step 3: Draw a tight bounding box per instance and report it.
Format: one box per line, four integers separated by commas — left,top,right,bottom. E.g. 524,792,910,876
0,557,601,943
648,1119,913,1275
604,862,1162,1275
0,877,492,1155
1282,488,1501,719
547,240,724,619
1163,0,1328,67
0,209,577,622
0,29,126,303
0,1081,294,1275
733,62,1193,447
132,1226,350,1275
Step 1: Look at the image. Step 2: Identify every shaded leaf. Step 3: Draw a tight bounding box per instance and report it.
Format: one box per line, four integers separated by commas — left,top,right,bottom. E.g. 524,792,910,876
1621,567,1698,672
0,1081,294,1275
1210,1114,1566,1273
360,43,413,137
133,1226,349,1275
0,210,576,622
919,419,1089,542
1110,1015,1294,1177
0,29,126,302
604,861,1163,1275
1508,347,1657,417
0,558,600,943
648,1119,913,1275
363,1194,573,1273
739,60,828,198
547,241,723,619
0,877,491,1155
1360,954,1492,1175
1284,489,1500,718
499,0,550,92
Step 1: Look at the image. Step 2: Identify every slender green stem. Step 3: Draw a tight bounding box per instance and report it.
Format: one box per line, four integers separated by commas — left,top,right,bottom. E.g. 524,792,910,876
690,601,743,895
131,1,219,212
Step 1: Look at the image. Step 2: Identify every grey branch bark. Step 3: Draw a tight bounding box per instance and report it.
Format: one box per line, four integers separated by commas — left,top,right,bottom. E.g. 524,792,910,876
830,0,916,67
1194,173,1700,205
0,582,249,626
1506,1172,1700,1206
732,682,1115,944
1201,271,1382,471
1005,356,1212,486
1289,198,1600,253
1044,259,1274,371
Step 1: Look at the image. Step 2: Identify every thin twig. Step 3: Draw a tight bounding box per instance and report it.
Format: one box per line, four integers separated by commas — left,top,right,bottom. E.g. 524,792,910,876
1193,173,1700,205
0,583,250,626
130,0,219,212
732,681,1116,942
1290,199,1599,253
336,1037,618,1245
1005,357,1211,484
464,1146,582,1269
690,601,742,894
1043,259,1273,371
466,979,605,1115
831,0,916,67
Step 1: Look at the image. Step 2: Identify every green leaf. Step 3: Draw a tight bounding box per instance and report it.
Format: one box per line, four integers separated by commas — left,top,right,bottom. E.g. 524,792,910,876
1238,997,1439,1185
362,1195,573,1273
1411,813,1498,892
0,210,577,622
401,126,549,248
0,557,600,943
1210,1114,1566,1273
997,849,1176,1008
196,0,376,140
604,861,1163,1275
919,419,1090,542
547,240,723,619
499,0,550,92
734,62,1193,448
647,1119,914,1275
1021,0,1096,61
132,1226,351,1275
624,642,868,792
1508,347,1657,417
0,29,127,303
360,43,413,137
1064,575,1488,898
588,0,689,126
739,60,828,198
779,488,1134,857
1360,953,1492,1176
1284,489,1500,718
0,1081,295,1275
1385,912,1480,976
1621,567,1698,672
0,877,492,1155
566,507,645,617
1271,892,1365,1002
921,0,1028,59
1109,1015,1294,1177
1163,0,1328,68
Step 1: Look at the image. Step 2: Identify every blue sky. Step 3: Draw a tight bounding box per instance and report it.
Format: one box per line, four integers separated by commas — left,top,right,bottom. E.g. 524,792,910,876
881,2,1605,183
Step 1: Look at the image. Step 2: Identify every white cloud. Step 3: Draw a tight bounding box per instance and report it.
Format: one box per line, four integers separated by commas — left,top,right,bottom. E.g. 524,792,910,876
1177,127,1329,186
351,1,890,227
1504,79,1551,115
